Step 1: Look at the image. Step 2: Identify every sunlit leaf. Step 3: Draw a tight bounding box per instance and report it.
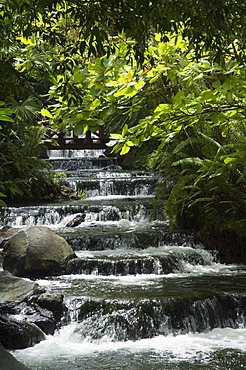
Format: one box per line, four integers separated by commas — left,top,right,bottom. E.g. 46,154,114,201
224,157,238,164
41,108,53,118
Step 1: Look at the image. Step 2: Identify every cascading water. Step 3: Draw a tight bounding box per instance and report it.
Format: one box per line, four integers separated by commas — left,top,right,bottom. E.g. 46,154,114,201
1,149,246,369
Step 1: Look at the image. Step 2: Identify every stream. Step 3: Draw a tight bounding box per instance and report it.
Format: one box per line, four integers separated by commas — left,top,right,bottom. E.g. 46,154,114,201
1,149,246,369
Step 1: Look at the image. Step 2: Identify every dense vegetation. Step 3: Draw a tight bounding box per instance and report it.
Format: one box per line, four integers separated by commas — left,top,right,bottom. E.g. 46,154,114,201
1,0,246,259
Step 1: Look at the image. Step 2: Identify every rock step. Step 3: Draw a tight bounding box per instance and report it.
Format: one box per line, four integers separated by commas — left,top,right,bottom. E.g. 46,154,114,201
0,199,156,228
63,276,246,342
66,247,212,275
64,229,194,251
46,157,118,171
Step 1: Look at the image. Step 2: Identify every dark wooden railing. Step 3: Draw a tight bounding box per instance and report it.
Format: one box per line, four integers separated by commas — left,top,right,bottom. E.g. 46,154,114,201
45,127,109,150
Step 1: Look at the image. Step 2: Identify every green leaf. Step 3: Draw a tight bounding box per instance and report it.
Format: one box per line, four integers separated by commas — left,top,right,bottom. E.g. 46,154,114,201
126,140,135,146
135,80,145,90
73,70,86,82
0,108,13,115
122,124,128,137
226,91,233,103
200,90,216,102
97,119,105,126
154,104,171,113
222,125,229,137
209,168,224,178
89,99,101,110
41,108,53,118
195,103,202,113
211,114,226,123
212,80,220,88
0,115,13,122
0,199,7,207
174,90,185,105
120,143,130,155
74,123,88,136
224,157,238,164
0,192,6,206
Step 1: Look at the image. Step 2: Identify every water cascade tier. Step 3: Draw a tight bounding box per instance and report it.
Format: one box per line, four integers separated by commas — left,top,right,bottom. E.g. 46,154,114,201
1,149,246,369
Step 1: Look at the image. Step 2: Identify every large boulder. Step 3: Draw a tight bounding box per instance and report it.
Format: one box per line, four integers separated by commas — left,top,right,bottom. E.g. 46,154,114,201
3,226,76,277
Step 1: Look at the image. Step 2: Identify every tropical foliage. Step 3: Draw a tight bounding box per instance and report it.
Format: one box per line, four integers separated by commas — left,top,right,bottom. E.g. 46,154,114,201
103,37,246,248
1,0,246,256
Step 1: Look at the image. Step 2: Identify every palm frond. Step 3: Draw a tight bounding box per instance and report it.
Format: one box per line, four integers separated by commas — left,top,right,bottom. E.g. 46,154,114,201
7,96,42,122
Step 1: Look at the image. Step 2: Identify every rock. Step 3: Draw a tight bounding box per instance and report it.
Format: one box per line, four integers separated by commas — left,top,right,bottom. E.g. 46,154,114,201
36,293,64,321
0,271,65,347
3,226,77,277
0,226,20,248
24,304,58,335
0,343,31,370
65,213,86,227
0,316,45,349
0,270,45,304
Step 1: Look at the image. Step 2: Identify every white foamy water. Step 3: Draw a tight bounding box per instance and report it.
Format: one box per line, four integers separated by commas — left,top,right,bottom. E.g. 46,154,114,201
13,326,246,369
47,149,106,159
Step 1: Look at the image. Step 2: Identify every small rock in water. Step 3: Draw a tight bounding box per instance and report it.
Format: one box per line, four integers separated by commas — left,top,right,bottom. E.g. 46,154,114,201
66,213,86,227
102,165,121,170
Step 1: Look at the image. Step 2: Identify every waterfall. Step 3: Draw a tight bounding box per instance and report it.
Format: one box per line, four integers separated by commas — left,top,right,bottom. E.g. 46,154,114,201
2,148,246,370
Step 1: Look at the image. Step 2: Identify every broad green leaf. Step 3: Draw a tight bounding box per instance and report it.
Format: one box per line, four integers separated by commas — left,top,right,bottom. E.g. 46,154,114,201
126,140,135,146
97,119,105,126
0,108,13,115
234,92,246,98
209,168,224,178
174,90,185,105
122,124,128,137
76,111,91,120
62,117,79,125
200,90,216,102
90,99,101,110
211,114,226,123
195,103,202,113
135,80,145,90
226,91,233,103
41,108,53,118
120,143,130,155
154,104,171,113
74,123,88,136
167,70,176,81
0,115,13,122
114,85,139,98
73,70,86,82
224,157,238,164
212,80,220,88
